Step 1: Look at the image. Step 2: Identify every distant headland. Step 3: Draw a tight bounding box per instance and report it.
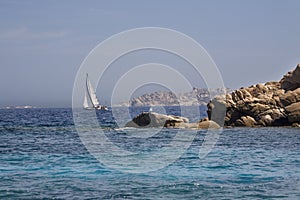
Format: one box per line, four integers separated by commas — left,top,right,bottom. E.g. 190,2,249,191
1,105,36,109
115,88,231,107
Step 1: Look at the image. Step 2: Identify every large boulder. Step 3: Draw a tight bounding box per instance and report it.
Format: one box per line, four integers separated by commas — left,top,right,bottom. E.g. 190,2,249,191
198,120,220,129
207,96,226,126
125,112,189,128
236,116,256,127
280,88,300,106
125,112,221,129
280,64,300,90
285,102,300,123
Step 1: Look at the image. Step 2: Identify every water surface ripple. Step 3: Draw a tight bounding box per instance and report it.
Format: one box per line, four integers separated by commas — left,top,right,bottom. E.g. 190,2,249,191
0,108,299,199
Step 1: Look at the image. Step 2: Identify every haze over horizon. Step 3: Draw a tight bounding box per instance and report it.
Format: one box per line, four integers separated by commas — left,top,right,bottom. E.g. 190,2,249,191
0,0,299,107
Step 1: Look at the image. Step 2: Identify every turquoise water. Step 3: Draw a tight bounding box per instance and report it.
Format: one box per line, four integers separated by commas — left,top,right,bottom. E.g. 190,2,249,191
0,108,300,199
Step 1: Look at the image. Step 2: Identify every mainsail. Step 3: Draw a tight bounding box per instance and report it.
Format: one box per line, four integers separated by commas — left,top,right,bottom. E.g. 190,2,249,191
84,74,100,109
83,91,91,109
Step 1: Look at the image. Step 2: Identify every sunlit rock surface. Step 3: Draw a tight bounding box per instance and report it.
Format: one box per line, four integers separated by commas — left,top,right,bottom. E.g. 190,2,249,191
207,64,300,127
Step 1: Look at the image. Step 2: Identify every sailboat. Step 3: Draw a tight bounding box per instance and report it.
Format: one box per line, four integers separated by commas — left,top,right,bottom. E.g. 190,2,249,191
83,74,108,110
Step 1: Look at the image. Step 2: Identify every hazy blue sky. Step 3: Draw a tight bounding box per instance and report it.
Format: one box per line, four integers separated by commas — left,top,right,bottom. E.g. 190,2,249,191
0,0,299,107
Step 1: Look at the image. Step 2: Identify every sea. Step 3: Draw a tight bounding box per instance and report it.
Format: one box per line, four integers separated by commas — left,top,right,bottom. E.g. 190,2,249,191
0,107,299,199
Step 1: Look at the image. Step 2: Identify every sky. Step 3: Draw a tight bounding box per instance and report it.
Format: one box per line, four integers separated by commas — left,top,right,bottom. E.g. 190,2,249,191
0,0,299,107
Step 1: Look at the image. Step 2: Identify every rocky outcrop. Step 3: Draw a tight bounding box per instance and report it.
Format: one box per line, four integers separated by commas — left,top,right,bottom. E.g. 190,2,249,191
125,112,189,128
207,64,300,127
125,112,220,129
280,64,300,90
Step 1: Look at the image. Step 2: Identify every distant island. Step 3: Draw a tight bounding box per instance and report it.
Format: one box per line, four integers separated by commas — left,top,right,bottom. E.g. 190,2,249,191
2,105,36,109
115,88,231,107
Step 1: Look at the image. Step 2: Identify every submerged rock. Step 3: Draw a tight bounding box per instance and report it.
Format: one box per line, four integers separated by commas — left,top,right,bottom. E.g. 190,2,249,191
207,64,300,127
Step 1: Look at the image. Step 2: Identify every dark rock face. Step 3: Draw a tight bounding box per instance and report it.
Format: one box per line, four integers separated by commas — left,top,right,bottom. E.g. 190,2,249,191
208,64,300,127
125,112,189,128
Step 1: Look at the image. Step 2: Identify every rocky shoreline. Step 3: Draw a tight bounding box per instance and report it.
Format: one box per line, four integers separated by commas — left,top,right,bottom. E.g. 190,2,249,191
208,64,300,127
126,64,300,129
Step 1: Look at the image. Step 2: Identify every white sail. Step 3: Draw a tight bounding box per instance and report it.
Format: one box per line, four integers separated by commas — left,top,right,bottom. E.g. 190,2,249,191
86,77,100,107
83,91,90,108
84,73,108,110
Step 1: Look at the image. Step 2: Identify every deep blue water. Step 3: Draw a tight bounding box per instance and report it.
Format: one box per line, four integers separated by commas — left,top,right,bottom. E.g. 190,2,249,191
0,107,300,199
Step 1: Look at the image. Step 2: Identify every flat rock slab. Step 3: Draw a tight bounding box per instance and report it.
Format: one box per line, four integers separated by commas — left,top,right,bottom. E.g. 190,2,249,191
125,112,189,128
125,112,220,129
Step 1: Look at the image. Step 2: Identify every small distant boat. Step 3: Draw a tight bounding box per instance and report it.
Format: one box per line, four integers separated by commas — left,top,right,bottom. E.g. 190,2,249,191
83,74,108,111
